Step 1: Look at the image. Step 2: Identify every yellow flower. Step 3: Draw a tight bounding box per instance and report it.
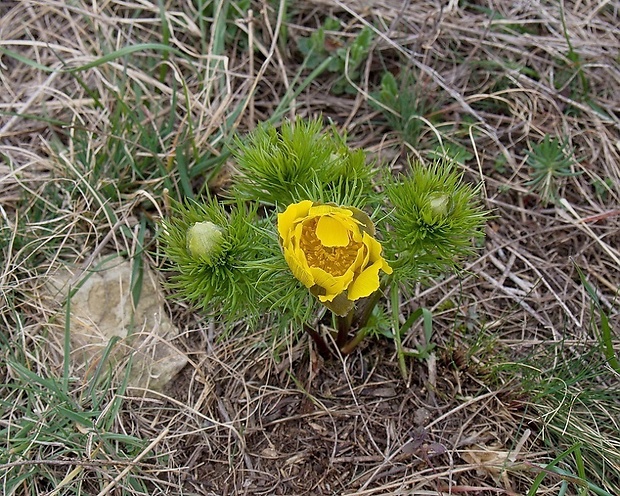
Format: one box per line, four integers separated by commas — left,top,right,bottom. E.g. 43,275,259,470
278,200,392,316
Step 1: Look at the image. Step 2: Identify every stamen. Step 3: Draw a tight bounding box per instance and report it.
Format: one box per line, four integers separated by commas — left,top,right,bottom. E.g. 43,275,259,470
300,218,363,276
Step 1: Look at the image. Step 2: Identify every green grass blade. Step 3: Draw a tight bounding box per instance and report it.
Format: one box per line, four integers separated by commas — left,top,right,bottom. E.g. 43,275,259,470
157,0,171,83
63,285,72,394
527,443,582,495
130,217,147,308
575,264,620,373
271,55,335,122
0,44,183,74
390,285,407,380
67,43,184,72
0,47,55,72
86,336,121,409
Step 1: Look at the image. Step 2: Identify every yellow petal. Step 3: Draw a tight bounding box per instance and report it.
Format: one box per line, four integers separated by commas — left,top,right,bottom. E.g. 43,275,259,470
309,204,353,217
338,213,363,241
349,243,367,273
283,247,314,288
363,234,393,274
347,260,383,300
364,234,382,261
309,266,352,301
382,258,393,274
315,215,350,247
278,200,313,240
292,222,305,246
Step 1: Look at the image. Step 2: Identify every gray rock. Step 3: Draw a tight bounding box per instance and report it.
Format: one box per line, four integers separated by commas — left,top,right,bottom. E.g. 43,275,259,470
44,258,187,393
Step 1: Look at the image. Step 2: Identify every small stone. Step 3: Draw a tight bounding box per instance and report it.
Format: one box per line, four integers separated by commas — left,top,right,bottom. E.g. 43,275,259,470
414,407,431,426
44,258,187,393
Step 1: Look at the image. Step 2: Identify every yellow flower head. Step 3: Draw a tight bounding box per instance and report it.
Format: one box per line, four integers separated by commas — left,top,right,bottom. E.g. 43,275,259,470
278,200,392,316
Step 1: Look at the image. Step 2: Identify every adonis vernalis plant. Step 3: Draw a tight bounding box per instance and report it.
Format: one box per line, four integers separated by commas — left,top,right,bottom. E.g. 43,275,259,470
159,117,488,371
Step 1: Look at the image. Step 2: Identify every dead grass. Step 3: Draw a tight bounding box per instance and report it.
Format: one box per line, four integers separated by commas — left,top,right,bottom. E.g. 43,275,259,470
1,0,619,494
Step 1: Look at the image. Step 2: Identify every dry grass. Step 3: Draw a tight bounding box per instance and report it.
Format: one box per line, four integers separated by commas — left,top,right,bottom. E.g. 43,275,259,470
1,0,619,495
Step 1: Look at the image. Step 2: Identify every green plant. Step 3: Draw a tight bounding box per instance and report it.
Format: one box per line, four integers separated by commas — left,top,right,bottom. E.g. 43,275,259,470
159,118,489,377
526,443,615,496
516,351,620,495
159,198,272,330
575,264,620,374
297,18,373,94
526,134,579,203
0,327,149,494
373,70,440,147
384,159,488,281
592,177,615,200
231,117,374,206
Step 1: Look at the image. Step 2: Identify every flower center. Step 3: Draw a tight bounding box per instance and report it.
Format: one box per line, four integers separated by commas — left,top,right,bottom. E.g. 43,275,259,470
300,217,363,276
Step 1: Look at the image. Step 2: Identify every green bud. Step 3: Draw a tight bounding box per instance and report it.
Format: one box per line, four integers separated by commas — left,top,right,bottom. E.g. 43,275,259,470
428,193,452,218
186,221,224,263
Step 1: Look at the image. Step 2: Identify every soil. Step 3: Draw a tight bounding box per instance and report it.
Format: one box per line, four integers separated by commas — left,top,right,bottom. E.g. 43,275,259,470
161,334,529,495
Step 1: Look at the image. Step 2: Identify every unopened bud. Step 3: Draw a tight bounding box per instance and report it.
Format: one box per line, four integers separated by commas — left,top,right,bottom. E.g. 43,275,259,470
186,221,224,263
429,193,451,218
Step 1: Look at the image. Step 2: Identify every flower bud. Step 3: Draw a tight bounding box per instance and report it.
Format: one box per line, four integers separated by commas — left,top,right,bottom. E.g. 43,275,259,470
428,193,452,218
186,221,224,263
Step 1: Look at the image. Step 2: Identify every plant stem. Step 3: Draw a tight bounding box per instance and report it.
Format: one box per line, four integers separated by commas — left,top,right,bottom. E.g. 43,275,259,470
354,274,393,330
336,310,354,348
303,324,331,359
390,285,408,380
339,275,395,354
341,327,370,355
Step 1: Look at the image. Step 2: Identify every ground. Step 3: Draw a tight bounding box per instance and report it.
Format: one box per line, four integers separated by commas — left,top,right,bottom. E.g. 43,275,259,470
1,1,619,495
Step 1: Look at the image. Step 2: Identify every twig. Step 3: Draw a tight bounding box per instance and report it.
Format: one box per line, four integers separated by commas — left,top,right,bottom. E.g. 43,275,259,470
95,428,170,496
